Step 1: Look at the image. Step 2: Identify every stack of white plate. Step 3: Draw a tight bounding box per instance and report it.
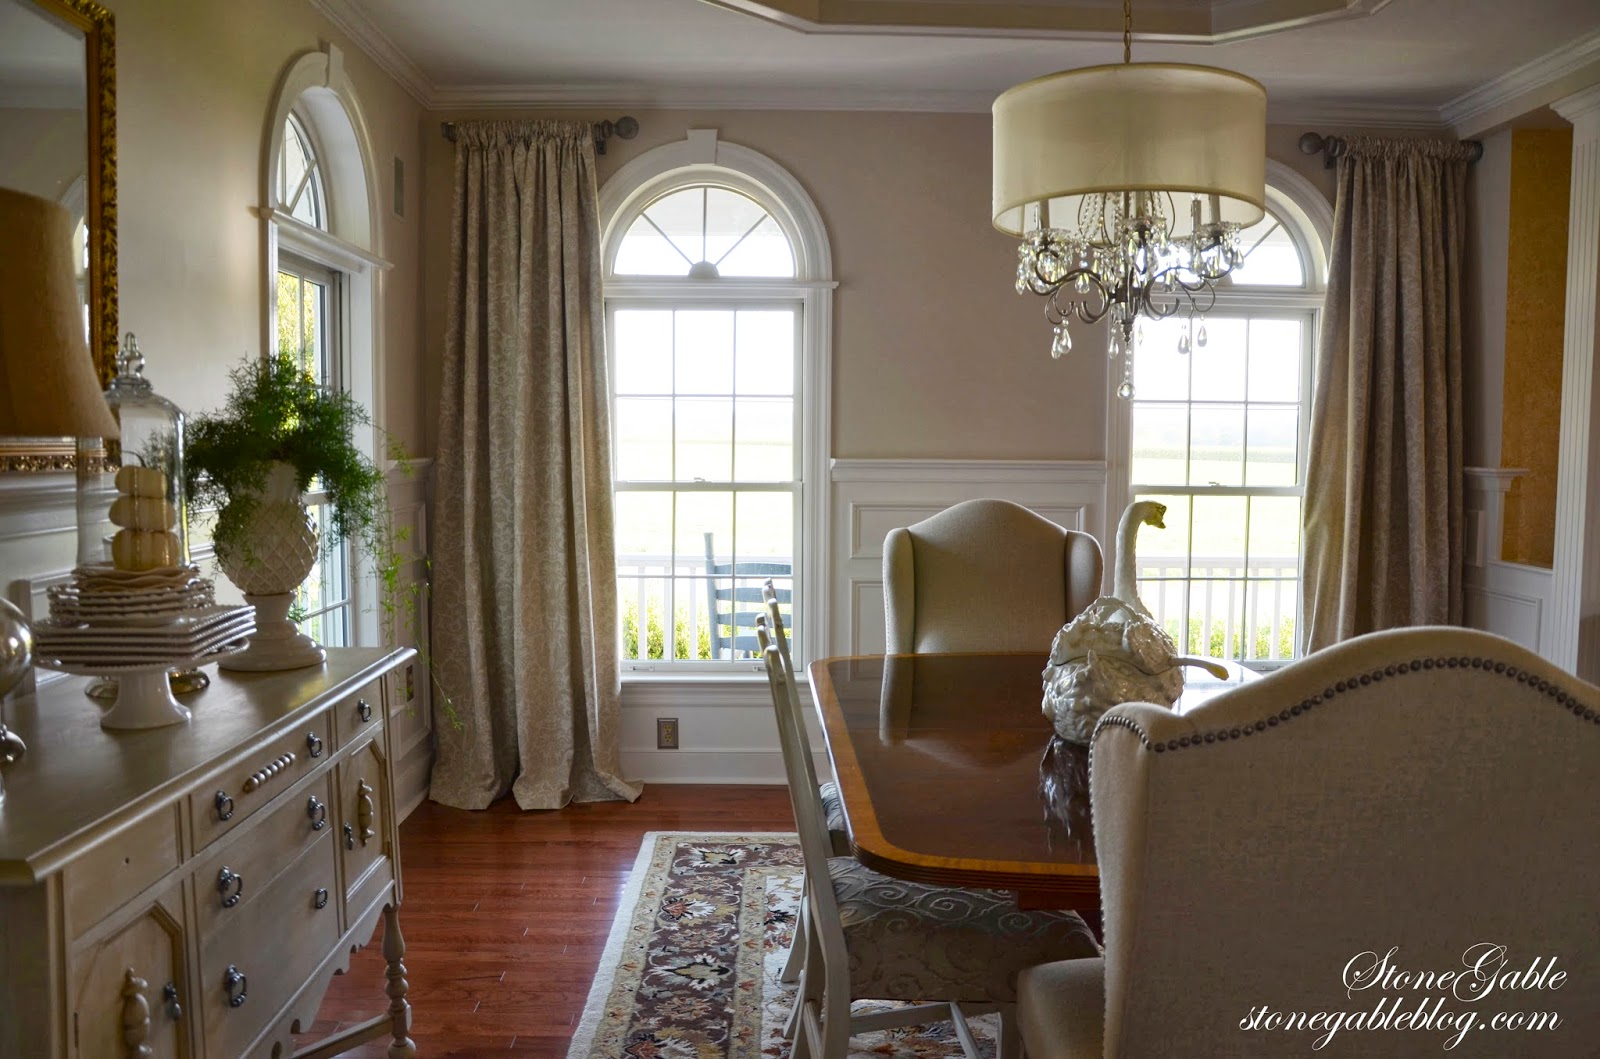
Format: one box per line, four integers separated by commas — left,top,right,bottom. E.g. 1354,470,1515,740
47,564,214,628
32,604,256,672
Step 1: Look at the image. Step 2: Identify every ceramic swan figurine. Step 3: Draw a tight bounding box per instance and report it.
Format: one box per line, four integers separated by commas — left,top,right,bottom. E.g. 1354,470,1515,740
1041,500,1227,744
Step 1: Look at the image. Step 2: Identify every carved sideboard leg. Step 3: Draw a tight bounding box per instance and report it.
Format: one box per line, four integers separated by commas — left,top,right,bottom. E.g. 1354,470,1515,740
382,904,416,1058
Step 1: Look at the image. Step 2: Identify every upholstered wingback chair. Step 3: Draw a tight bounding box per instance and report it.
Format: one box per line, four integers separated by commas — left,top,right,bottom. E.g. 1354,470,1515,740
882,499,1103,654
1017,627,1600,1057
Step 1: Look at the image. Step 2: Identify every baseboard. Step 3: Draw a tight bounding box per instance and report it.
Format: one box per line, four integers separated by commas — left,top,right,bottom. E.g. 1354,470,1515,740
622,747,830,785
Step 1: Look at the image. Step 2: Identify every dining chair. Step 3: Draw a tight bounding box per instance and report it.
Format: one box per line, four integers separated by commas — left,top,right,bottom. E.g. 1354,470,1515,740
882,498,1103,654
757,593,1101,1059
1016,626,1600,1057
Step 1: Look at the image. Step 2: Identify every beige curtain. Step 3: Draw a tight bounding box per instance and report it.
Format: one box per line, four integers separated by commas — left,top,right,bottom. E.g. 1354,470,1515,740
1301,137,1475,653
430,120,640,810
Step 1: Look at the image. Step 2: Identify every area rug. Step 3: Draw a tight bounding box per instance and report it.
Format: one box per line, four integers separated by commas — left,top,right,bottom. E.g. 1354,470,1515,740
566,831,999,1058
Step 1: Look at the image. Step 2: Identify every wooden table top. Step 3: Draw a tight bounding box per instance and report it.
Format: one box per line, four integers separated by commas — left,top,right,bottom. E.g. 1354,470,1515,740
809,651,1255,910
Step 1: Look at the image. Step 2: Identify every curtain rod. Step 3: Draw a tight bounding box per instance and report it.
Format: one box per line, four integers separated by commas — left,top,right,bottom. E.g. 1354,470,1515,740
439,116,641,154
1298,131,1484,168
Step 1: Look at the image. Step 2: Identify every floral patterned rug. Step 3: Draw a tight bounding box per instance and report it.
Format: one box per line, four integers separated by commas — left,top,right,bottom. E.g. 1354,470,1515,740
566,832,999,1059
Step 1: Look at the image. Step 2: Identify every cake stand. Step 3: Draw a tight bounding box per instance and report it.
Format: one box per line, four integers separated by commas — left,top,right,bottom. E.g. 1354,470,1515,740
41,641,249,729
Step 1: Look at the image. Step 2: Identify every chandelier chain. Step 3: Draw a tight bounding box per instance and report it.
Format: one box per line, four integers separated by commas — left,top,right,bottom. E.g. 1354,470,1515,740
1123,0,1132,64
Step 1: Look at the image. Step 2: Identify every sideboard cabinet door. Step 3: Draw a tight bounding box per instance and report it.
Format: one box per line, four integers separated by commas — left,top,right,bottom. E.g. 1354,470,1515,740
71,887,188,1059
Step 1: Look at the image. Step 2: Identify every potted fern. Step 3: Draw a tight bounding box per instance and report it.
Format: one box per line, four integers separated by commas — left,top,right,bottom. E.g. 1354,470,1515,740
185,354,393,671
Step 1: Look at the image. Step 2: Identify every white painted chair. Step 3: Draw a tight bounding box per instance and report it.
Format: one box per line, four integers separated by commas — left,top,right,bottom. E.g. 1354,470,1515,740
757,588,1100,1059
1017,626,1600,1057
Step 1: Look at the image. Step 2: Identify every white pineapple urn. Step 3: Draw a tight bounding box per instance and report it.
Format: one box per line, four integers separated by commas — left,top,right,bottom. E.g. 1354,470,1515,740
215,461,326,671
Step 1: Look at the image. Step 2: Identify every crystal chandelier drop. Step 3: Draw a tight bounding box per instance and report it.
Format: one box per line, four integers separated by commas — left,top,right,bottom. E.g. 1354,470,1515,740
992,0,1268,398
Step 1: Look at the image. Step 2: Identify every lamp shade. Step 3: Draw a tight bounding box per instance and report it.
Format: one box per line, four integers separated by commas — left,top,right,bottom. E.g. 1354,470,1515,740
993,63,1268,236
0,187,118,438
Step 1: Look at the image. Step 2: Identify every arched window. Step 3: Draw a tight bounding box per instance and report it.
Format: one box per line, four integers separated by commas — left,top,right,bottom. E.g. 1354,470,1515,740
1118,165,1330,668
600,131,833,674
279,113,326,229
260,46,389,650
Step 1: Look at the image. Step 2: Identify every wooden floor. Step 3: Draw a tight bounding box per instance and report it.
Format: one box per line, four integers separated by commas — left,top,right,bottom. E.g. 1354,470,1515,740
300,785,796,1058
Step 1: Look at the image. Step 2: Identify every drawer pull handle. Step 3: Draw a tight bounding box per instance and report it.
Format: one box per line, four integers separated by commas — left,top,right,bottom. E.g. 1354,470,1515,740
356,778,376,845
307,795,327,831
121,969,151,1055
223,965,247,1008
357,698,373,723
214,790,234,822
343,822,355,850
217,867,244,909
241,751,297,793
314,887,329,909
306,731,324,757
162,982,182,1022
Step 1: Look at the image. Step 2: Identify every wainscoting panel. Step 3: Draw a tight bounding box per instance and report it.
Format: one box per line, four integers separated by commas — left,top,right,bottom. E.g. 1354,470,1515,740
1465,561,1554,657
828,458,1108,656
612,458,1108,784
1464,467,1556,660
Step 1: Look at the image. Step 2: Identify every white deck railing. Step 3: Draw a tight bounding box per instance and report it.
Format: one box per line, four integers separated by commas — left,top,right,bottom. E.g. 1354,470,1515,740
1137,555,1300,661
616,552,1301,663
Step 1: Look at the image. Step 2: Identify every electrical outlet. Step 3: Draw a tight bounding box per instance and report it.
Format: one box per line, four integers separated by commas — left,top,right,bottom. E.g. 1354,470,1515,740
404,663,416,702
657,717,680,750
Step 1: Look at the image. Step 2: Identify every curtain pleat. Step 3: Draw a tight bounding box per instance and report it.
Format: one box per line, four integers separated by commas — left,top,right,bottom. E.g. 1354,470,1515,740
1301,137,1474,652
430,120,641,809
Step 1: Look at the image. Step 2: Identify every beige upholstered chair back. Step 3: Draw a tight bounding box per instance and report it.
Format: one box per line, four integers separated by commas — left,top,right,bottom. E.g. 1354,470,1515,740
882,499,1103,654
1089,627,1600,1056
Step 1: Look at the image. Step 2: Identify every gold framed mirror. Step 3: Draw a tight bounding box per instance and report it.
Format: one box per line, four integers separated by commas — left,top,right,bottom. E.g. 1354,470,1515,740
0,0,115,473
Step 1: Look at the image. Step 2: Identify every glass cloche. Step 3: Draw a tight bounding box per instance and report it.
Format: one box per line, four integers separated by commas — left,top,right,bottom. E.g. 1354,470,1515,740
77,333,190,570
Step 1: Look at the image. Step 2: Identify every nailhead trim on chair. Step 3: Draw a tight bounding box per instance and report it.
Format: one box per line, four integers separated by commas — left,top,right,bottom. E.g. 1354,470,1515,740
1090,655,1600,756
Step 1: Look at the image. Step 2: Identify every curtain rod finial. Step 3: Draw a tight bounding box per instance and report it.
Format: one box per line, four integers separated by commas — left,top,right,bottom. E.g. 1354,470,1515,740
1298,132,1326,155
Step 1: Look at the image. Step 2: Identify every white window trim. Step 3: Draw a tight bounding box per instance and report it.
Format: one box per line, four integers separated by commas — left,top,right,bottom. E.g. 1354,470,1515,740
1105,160,1331,669
599,131,835,684
258,44,392,649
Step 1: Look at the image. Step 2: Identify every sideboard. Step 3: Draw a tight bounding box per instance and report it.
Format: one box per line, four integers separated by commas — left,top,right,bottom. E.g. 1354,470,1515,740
0,647,418,1058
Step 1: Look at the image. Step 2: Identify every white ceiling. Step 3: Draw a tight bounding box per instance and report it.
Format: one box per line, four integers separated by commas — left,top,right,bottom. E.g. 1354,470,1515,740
323,0,1600,123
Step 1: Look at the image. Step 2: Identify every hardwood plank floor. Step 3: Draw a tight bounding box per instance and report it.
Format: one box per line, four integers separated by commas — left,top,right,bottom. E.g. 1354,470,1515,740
300,785,796,1057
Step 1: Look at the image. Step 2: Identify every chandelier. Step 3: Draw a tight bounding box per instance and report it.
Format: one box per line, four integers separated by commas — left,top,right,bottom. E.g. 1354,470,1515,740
992,0,1267,398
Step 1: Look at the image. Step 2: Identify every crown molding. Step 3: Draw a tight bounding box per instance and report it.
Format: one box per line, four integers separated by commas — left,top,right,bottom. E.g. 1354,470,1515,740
1442,27,1600,133
309,0,437,107
426,82,999,113
1266,100,1446,130
427,84,1447,124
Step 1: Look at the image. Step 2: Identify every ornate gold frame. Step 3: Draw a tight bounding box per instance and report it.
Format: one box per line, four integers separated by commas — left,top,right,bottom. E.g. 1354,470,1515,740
0,0,117,473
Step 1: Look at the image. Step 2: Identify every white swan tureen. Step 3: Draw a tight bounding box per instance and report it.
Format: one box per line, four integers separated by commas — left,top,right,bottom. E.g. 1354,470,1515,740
1042,500,1226,744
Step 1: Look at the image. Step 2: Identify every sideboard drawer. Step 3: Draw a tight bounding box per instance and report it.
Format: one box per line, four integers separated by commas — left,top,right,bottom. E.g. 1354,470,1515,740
331,677,383,751
192,772,334,940
199,832,338,1058
192,712,334,851
64,805,180,939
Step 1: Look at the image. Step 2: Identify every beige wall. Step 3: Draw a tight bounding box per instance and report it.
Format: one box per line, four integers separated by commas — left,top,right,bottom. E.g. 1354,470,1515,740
1,0,424,585
421,113,1341,463
113,0,426,452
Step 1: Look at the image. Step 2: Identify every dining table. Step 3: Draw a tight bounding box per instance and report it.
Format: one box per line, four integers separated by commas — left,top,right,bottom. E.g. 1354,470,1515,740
808,651,1257,913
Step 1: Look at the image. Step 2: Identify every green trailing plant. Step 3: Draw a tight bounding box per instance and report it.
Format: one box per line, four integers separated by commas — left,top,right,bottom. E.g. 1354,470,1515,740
185,354,387,563
186,354,459,727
